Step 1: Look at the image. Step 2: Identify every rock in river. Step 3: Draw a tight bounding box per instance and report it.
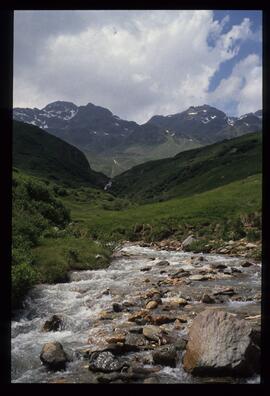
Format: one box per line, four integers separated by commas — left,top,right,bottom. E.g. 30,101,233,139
89,351,128,373
189,274,207,281
201,293,215,304
40,341,69,371
152,345,178,367
145,300,159,310
42,315,63,332
143,325,164,343
156,260,170,267
183,309,260,377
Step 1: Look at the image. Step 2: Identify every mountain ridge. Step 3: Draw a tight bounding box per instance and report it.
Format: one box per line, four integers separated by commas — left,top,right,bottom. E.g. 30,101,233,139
13,101,262,176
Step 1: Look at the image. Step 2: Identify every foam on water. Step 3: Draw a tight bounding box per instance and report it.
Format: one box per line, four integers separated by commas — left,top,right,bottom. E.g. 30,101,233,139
12,244,261,383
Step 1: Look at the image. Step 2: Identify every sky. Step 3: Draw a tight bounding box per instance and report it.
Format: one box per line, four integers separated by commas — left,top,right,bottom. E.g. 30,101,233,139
14,10,262,124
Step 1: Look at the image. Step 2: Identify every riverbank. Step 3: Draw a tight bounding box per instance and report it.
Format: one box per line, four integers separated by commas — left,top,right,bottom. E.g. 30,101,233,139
132,238,261,262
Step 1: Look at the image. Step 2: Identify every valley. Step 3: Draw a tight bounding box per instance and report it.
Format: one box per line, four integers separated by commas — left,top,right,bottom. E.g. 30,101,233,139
11,117,262,384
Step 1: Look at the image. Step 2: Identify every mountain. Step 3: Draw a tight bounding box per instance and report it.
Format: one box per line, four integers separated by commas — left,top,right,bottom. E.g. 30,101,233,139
13,102,262,176
13,120,108,188
111,132,262,203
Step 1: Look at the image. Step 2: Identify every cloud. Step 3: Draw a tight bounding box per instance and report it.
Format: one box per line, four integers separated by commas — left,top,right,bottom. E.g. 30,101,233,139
208,54,262,115
14,10,261,123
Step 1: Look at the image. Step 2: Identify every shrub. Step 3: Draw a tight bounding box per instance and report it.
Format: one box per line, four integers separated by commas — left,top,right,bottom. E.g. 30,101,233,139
12,262,38,309
246,228,261,242
37,256,69,284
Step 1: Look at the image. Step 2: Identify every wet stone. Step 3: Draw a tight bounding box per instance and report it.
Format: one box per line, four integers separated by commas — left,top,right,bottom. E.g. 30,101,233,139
152,345,178,367
112,303,123,312
242,261,253,267
140,267,151,272
89,351,128,373
129,326,143,334
201,293,216,304
213,287,235,296
210,263,227,270
156,260,170,267
189,275,207,281
40,341,69,371
145,300,159,310
42,315,63,332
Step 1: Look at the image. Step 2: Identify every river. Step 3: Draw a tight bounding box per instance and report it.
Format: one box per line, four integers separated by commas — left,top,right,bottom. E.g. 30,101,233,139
11,244,261,383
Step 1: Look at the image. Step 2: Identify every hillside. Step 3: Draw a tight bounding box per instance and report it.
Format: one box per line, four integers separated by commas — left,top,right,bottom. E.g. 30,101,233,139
63,174,262,244
13,120,108,188
111,132,262,202
13,102,262,176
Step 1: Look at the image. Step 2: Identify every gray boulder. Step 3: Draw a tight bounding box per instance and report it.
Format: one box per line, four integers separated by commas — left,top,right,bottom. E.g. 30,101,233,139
183,309,260,377
40,341,69,371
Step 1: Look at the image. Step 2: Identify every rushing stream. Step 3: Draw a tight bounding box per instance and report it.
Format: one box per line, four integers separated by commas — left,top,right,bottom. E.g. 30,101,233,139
11,244,261,383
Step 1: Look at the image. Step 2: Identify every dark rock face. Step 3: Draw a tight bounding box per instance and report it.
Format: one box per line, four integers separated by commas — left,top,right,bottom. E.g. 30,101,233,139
152,345,178,367
183,309,260,377
40,341,69,371
89,351,128,373
42,315,63,332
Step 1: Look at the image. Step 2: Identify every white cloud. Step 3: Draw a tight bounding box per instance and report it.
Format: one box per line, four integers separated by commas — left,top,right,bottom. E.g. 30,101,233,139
209,54,262,116
14,10,261,123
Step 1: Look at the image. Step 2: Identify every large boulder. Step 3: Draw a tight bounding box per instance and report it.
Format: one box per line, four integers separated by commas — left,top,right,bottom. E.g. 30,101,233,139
40,341,69,371
183,309,260,377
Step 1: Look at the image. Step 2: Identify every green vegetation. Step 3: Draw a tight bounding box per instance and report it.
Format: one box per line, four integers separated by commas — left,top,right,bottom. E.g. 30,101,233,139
13,120,108,188
112,132,262,203
12,170,112,309
62,173,262,243
12,126,262,311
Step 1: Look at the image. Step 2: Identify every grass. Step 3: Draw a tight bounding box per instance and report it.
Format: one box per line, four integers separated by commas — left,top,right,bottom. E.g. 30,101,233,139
62,173,262,242
33,236,112,284
111,132,262,202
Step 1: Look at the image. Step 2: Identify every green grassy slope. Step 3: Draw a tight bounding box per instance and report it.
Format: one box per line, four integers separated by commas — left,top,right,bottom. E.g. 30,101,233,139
12,169,113,309
13,120,108,188
62,173,261,242
111,132,262,202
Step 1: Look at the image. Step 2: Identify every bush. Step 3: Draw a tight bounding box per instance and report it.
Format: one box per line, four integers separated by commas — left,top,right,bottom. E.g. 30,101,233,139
12,172,73,308
37,256,69,284
246,228,261,242
12,262,38,309
230,218,246,240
